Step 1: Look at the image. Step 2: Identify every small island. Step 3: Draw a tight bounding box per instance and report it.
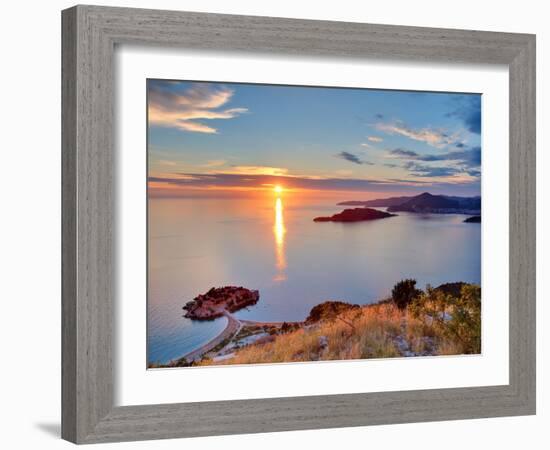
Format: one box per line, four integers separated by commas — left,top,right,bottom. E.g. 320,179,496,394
313,207,396,223
464,215,481,223
183,286,259,320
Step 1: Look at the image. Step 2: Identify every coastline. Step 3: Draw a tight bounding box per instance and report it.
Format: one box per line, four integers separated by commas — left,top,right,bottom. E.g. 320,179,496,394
148,281,481,368
181,312,241,363
152,311,303,367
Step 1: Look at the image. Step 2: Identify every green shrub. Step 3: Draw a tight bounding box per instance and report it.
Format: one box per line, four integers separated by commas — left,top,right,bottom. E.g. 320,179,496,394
391,279,422,310
410,283,481,354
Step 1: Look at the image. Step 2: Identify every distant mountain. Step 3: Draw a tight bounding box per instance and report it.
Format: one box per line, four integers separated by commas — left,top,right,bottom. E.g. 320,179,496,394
339,192,481,215
387,192,459,212
314,208,396,223
338,196,413,207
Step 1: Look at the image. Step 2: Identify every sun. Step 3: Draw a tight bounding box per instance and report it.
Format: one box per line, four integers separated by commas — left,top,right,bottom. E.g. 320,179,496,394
273,185,284,194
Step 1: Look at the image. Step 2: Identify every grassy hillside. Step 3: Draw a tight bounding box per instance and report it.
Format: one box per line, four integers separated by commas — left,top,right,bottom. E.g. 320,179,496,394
198,283,481,366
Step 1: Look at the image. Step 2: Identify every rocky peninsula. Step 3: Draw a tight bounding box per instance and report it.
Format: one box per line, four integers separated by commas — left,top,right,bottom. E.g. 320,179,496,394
313,207,396,222
183,286,259,320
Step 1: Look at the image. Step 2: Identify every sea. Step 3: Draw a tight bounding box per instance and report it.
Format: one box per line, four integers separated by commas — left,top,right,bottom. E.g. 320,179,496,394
147,195,481,364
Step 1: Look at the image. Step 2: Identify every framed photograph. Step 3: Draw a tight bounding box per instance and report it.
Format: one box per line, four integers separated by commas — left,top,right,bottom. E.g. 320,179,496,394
62,5,536,444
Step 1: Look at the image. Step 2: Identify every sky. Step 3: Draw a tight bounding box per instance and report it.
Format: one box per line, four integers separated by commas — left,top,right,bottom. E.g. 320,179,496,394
147,79,482,199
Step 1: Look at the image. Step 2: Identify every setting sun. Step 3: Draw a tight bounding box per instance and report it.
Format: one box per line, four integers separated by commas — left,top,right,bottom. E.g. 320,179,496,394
274,185,284,194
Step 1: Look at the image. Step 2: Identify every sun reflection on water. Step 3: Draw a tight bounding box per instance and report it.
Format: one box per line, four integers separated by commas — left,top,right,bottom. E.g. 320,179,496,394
273,196,287,281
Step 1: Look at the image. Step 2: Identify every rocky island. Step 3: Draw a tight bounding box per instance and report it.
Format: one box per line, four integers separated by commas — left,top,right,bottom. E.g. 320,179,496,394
183,286,259,320
464,215,481,223
313,207,396,222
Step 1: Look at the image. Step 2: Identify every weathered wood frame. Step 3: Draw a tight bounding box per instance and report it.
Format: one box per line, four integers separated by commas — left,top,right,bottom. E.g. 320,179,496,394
62,5,536,444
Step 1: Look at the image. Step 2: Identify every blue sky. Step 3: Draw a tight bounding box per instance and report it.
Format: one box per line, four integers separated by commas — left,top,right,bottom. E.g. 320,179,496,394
148,79,481,198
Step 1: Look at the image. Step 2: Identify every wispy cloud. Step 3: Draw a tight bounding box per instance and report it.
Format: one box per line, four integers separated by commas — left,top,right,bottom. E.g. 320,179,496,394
227,166,289,176
388,146,481,179
148,81,248,133
375,121,458,148
387,148,419,158
149,172,479,196
403,162,460,177
335,151,373,165
386,147,481,168
367,136,383,143
202,159,227,168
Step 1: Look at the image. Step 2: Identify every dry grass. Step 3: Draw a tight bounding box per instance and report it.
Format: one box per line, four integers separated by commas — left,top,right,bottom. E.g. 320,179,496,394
198,301,472,367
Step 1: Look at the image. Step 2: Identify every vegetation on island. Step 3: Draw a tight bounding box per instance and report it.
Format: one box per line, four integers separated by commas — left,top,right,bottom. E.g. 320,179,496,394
313,208,396,223
183,286,259,320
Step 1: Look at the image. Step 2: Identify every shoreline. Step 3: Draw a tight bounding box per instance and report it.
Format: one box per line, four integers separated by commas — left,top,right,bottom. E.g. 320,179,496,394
170,311,303,365
180,312,241,363
148,280,481,368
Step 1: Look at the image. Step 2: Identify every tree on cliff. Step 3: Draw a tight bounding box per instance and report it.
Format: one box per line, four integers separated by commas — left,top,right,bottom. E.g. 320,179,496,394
391,279,422,310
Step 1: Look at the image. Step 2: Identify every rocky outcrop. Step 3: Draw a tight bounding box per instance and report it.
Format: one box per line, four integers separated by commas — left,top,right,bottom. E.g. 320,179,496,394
313,207,396,222
183,286,259,320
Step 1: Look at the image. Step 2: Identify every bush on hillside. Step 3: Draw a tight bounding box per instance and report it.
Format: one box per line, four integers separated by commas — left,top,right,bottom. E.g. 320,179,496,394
391,279,422,310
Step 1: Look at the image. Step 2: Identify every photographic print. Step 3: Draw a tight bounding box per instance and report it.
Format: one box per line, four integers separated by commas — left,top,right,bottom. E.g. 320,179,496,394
147,80,482,369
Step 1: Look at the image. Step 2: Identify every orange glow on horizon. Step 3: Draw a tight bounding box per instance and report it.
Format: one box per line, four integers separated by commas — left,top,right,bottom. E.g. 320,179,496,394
274,185,284,195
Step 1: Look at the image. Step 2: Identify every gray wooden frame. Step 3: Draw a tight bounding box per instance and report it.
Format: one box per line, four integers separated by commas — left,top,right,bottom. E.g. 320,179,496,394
62,4,536,444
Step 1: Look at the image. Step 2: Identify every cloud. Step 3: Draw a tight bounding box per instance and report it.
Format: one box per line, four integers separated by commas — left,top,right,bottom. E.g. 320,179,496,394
150,173,391,191
386,145,481,179
203,160,227,168
387,146,481,169
367,136,383,142
175,121,218,134
375,121,457,148
446,95,481,134
227,166,289,176
149,171,479,196
388,148,419,158
335,151,373,165
403,162,459,177
148,81,248,133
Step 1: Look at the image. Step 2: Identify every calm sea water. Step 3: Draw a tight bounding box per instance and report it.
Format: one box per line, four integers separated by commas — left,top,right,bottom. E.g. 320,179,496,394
147,196,481,364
